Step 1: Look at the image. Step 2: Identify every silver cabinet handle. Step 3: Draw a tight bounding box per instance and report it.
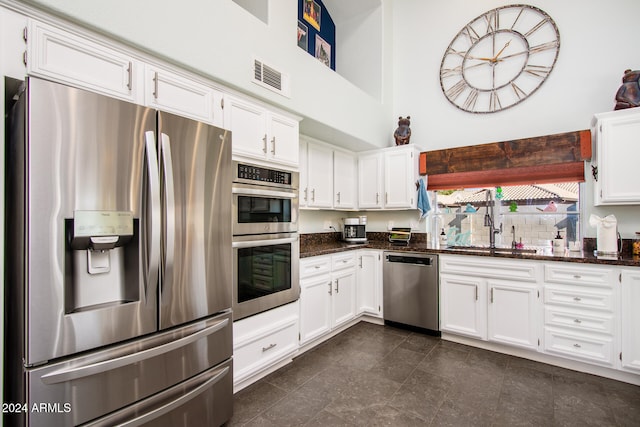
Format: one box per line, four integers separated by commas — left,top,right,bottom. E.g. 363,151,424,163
490,288,494,303
574,319,582,324
573,275,581,279
376,193,379,204
359,256,363,268
311,189,316,202
127,61,133,91
41,318,229,384
328,282,332,295
271,136,276,154
475,285,478,301
262,343,277,352
153,71,159,98
143,131,161,303
336,192,341,203
160,133,176,304
385,192,388,204
304,188,308,202
573,297,582,302
115,365,229,427
573,343,581,348
335,279,339,293
262,134,267,153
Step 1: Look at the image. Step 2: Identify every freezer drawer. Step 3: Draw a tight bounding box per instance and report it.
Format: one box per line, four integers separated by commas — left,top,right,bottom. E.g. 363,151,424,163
24,311,232,427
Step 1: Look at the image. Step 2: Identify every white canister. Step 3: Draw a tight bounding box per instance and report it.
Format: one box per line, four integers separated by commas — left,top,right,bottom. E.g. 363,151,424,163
589,214,618,254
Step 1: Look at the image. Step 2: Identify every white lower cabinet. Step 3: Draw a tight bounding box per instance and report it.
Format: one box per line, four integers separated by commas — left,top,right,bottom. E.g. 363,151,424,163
356,250,382,318
440,273,487,340
440,255,540,348
233,302,299,391
299,265,332,344
620,269,640,373
542,263,617,367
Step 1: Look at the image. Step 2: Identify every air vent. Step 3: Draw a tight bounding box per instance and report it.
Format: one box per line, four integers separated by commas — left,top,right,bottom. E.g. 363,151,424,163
253,58,290,97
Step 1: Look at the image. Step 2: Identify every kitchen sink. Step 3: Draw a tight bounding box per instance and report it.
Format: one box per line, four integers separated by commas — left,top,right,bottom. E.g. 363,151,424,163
446,245,538,255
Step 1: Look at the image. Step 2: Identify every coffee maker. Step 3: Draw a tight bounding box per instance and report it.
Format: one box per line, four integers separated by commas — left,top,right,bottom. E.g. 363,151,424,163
343,217,367,243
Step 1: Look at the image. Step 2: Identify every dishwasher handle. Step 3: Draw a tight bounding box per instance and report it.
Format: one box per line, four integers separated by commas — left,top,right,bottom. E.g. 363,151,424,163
385,254,434,266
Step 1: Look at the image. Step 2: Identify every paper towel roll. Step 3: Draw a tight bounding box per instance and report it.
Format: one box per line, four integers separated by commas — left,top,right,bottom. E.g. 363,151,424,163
589,214,618,254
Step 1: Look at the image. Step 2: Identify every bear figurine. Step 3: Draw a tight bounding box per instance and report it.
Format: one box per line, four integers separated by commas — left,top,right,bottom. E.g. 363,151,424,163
394,116,411,145
614,69,640,110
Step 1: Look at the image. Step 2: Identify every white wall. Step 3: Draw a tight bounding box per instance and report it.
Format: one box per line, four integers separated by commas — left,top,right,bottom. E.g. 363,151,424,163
392,0,640,238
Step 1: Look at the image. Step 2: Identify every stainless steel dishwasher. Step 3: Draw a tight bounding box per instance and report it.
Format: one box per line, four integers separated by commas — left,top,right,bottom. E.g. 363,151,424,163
383,252,440,334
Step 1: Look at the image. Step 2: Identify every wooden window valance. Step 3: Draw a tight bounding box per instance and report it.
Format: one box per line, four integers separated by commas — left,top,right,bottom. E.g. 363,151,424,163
419,130,591,190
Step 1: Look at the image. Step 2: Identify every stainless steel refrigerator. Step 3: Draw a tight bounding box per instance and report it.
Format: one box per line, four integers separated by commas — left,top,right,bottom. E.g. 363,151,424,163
4,77,233,426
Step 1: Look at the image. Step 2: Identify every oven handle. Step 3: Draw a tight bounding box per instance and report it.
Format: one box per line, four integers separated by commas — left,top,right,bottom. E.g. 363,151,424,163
232,236,298,249
232,186,298,199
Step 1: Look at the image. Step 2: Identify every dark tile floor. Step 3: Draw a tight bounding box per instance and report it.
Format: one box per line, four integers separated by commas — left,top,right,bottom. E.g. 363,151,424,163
228,322,640,426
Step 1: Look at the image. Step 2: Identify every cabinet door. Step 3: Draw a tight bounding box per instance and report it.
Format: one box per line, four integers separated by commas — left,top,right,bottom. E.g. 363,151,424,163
358,153,383,209
1,8,27,79
334,150,357,209
28,20,139,102
299,275,332,345
224,94,267,160
307,143,334,208
384,148,415,208
487,279,539,350
440,274,487,339
620,270,640,373
357,251,382,317
299,140,309,207
268,113,299,167
594,110,640,205
332,269,357,329
144,65,213,123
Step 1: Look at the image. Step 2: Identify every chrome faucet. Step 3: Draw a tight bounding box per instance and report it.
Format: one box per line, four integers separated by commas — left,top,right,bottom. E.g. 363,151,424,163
484,189,502,249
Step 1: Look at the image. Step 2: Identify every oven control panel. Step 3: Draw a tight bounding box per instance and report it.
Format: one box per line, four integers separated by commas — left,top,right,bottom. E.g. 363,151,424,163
236,163,292,186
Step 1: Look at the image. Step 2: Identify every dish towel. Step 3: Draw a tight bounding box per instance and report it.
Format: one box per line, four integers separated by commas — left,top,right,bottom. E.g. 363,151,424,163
417,176,431,218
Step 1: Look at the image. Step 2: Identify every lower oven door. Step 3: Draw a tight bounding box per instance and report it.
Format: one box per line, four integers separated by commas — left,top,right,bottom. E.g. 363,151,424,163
232,233,300,320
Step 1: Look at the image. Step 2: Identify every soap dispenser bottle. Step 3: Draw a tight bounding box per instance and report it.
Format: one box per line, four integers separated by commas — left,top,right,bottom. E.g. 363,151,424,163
553,230,565,252
439,228,448,248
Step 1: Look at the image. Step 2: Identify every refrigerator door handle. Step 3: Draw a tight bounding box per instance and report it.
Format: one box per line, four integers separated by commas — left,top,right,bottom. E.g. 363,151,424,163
40,317,229,384
160,133,176,302
144,130,161,302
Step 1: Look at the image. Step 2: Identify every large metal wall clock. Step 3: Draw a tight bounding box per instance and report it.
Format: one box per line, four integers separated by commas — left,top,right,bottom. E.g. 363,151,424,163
440,4,560,113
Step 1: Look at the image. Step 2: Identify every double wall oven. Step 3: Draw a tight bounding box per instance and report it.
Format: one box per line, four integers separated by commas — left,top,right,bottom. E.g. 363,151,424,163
232,161,300,320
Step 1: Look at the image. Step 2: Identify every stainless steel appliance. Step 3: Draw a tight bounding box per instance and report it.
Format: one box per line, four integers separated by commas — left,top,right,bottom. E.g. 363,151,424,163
4,77,233,426
343,217,367,243
383,252,440,335
232,161,300,320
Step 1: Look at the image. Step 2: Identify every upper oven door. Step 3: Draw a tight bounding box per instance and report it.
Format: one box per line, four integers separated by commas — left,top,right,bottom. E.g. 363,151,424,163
232,183,298,235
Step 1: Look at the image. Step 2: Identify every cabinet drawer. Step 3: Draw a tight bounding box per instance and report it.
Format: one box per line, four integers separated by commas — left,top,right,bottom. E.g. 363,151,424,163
544,327,614,366
544,264,614,288
332,252,357,271
544,307,614,335
544,286,614,311
439,255,538,282
300,255,331,278
233,318,298,383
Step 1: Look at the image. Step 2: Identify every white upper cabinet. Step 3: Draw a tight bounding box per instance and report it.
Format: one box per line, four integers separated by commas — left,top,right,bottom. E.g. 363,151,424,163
306,141,334,209
592,109,640,205
359,145,421,210
333,150,357,209
358,152,384,209
1,8,27,79
144,64,223,125
27,20,140,103
225,94,299,168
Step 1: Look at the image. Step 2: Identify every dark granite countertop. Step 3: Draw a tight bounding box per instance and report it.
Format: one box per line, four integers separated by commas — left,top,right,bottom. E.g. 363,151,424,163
300,233,640,267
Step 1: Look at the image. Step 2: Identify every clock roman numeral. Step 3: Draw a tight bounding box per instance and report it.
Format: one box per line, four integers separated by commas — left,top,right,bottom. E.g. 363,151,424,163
484,10,499,33
529,40,559,54
511,82,527,99
524,64,553,77
445,80,468,101
441,65,463,78
446,47,467,58
463,25,480,44
490,90,502,111
524,17,550,38
463,88,479,111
